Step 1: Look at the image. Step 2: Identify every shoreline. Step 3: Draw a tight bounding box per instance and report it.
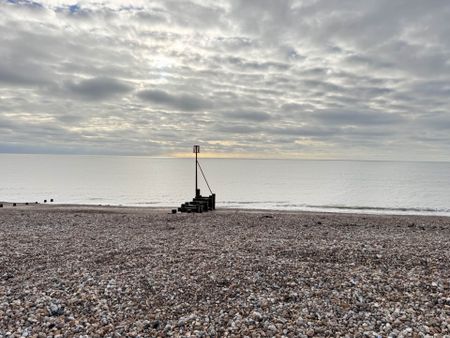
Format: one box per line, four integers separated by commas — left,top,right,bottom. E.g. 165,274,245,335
1,206,449,336
1,201,450,219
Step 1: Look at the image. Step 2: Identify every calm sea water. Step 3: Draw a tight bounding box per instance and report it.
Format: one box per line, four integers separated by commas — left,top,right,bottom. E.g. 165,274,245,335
1,154,450,216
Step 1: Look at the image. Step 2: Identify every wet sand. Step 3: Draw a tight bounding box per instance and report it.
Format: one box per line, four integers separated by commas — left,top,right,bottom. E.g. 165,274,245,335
1,204,449,337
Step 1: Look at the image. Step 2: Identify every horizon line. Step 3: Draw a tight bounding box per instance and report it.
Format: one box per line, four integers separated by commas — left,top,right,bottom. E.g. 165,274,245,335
1,151,449,163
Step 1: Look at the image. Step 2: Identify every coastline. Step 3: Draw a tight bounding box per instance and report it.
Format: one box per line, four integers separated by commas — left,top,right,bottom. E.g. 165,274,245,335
1,205,449,336
1,201,450,218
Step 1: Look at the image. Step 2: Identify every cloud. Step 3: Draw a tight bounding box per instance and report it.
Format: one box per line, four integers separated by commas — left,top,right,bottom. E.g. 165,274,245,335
222,110,271,122
416,112,450,130
269,126,338,138
214,124,260,134
137,89,212,112
0,0,450,160
311,110,405,126
0,64,46,86
0,57,51,87
64,77,132,101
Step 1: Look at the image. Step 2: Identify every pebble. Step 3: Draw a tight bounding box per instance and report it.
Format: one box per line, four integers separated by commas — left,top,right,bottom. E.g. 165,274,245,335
0,207,449,336
47,303,64,317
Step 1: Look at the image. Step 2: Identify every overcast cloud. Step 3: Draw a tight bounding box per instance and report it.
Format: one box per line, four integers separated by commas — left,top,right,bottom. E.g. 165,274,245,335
1,0,450,160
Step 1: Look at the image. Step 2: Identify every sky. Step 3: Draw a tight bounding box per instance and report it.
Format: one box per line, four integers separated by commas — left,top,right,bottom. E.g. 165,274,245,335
1,0,450,160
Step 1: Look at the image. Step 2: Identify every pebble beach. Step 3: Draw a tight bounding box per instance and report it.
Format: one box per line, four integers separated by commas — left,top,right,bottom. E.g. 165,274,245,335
0,204,449,337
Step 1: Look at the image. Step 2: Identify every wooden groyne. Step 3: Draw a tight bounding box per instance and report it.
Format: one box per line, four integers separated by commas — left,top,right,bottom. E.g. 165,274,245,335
178,145,216,213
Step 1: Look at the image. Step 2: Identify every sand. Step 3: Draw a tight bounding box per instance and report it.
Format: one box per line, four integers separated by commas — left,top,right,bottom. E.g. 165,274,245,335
0,204,449,337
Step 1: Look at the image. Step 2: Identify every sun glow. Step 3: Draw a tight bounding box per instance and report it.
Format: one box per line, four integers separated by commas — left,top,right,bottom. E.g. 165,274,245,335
169,150,336,160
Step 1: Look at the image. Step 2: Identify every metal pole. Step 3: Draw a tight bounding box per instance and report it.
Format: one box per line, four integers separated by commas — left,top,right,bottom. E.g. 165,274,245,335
193,145,200,197
195,150,198,196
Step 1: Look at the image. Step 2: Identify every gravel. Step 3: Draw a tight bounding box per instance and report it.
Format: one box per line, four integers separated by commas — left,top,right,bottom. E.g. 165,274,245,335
0,204,449,337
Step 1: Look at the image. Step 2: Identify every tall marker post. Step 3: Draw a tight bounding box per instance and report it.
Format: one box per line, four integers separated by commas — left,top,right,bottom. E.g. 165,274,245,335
178,145,215,213
193,145,200,198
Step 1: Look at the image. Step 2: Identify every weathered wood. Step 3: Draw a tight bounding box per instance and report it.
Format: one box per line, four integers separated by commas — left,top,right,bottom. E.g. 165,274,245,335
178,145,216,213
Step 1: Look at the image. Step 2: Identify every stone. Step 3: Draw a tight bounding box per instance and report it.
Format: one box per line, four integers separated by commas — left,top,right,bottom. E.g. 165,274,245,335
306,329,315,337
47,303,64,316
251,311,263,321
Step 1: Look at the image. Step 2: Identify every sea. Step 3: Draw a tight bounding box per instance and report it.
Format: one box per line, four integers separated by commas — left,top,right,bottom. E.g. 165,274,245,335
1,154,450,216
